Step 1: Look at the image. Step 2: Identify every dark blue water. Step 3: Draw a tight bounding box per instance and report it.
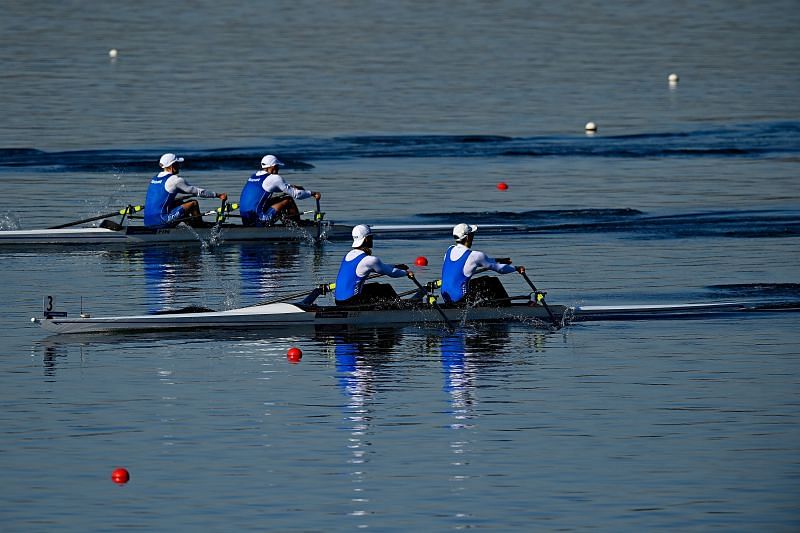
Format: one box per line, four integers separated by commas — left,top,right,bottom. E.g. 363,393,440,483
1,1,799,531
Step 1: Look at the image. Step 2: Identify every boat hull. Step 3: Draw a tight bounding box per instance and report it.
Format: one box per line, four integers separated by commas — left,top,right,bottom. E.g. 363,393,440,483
0,223,349,246
35,301,565,334
0,223,527,247
32,299,792,335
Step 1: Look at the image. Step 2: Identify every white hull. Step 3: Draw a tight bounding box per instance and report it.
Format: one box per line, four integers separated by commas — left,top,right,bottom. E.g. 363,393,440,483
32,299,791,335
35,301,565,334
572,301,754,319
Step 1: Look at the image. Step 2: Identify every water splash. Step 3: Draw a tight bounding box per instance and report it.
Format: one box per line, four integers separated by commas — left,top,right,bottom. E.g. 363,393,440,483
0,212,21,230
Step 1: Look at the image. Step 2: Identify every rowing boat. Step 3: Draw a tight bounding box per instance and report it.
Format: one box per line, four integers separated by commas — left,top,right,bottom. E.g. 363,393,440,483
33,300,567,334
31,297,784,335
0,222,528,247
0,221,347,245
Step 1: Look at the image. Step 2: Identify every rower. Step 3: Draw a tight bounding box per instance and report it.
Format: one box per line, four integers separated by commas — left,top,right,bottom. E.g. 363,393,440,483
440,223,525,306
144,153,227,229
334,224,412,307
239,155,321,226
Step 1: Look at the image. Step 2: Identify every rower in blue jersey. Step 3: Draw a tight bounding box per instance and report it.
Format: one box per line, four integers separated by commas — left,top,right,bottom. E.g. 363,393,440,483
440,223,525,305
335,224,412,307
144,153,227,229
239,155,321,226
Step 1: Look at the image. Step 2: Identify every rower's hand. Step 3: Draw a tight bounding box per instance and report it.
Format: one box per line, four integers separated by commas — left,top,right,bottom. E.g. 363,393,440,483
312,191,321,200
496,257,512,264
218,193,228,202
394,263,409,271
406,271,415,279
516,265,526,274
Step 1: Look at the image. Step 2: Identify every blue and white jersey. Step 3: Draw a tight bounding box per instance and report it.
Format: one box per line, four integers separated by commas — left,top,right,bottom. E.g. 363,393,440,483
239,172,272,224
144,173,180,228
144,172,217,228
335,250,370,301
334,249,407,301
440,244,516,303
441,245,473,303
239,170,313,224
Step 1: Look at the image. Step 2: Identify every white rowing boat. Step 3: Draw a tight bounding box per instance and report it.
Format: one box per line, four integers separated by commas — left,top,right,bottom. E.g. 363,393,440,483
31,297,784,336
33,300,566,334
0,217,528,247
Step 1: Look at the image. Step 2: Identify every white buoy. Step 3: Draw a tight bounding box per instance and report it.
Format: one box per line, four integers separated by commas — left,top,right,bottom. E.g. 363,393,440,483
668,73,679,83
108,48,118,58
584,121,597,133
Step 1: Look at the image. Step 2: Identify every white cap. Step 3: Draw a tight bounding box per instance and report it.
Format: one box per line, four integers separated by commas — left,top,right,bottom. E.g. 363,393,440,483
159,153,184,168
261,155,284,168
351,224,372,248
453,223,478,241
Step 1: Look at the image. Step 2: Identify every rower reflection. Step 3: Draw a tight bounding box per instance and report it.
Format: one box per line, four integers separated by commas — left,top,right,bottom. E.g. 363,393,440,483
141,247,205,312
327,328,402,524
238,242,302,303
440,332,477,430
439,326,518,428
330,328,401,411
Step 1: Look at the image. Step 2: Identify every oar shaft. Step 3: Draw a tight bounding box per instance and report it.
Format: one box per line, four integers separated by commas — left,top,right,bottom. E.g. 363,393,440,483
314,198,323,241
520,271,558,324
249,273,386,308
48,205,142,229
409,275,455,332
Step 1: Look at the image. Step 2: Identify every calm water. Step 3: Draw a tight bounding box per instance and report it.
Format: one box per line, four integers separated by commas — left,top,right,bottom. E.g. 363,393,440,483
1,1,799,531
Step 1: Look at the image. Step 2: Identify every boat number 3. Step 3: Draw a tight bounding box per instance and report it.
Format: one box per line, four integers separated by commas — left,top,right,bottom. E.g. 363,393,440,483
45,296,54,312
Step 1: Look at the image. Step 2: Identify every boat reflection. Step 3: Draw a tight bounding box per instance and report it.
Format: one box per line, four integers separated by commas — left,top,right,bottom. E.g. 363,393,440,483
37,340,77,377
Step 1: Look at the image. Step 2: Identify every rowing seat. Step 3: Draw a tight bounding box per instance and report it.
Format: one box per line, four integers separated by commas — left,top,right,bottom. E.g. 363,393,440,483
335,282,409,310
463,277,511,307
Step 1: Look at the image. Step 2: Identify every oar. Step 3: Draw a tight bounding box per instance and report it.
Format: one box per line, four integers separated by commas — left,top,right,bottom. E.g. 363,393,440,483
408,273,456,332
248,273,388,308
207,202,239,219
519,270,559,326
168,202,240,226
48,205,143,229
214,198,229,226
314,197,323,241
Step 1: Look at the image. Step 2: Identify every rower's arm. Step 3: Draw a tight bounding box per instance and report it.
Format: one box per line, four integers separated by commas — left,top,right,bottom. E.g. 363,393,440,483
269,174,312,201
358,256,407,278
169,176,218,199
469,251,516,275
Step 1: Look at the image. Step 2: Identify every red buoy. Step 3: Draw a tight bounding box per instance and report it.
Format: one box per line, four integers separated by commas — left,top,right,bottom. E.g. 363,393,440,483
497,182,509,190
111,468,130,484
287,347,303,363
415,256,428,266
